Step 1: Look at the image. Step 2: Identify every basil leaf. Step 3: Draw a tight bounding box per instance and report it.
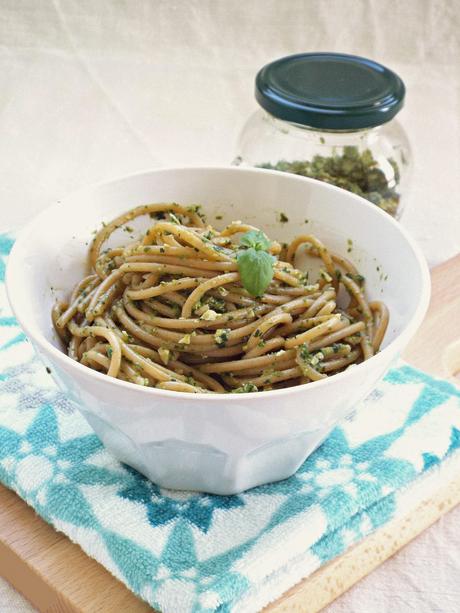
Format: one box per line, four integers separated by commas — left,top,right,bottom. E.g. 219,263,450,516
240,230,271,251
237,248,275,297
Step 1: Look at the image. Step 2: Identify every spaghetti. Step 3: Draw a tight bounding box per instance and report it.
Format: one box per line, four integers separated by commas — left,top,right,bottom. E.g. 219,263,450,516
52,203,389,394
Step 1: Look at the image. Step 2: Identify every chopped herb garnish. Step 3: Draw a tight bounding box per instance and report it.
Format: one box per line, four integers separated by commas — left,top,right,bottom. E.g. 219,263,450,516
278,212,289,223
299,344,311,361
204,296,226,313
203,230,215,240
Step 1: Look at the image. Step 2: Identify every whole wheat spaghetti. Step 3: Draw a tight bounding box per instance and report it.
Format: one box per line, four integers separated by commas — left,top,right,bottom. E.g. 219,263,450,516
52,203,389,394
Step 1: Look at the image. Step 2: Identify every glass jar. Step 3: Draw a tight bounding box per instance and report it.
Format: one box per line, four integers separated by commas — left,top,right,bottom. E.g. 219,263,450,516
234,53,411,219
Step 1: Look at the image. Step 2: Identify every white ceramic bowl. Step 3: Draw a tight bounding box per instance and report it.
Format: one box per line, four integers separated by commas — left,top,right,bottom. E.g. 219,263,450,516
6,167,430,495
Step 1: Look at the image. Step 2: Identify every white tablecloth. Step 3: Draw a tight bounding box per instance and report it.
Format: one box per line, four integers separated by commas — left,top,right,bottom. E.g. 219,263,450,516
1,1,459,611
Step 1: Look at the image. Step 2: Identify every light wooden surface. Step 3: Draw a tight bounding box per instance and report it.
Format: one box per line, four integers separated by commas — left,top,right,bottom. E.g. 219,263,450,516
0,485,150,613
0,254,459,613
404,254,460,379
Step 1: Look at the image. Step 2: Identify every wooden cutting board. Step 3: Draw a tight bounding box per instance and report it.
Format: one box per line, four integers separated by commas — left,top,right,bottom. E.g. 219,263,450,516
1,254,459,613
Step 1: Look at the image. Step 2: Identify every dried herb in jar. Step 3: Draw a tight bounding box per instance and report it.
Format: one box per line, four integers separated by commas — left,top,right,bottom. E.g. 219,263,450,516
260,146,400,217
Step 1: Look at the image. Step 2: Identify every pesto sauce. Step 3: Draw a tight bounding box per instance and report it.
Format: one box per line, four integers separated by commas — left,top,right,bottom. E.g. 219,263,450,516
260,146,400,217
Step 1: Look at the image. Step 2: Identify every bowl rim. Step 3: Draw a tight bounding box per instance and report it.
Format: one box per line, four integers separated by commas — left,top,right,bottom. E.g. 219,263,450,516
5,164,431,401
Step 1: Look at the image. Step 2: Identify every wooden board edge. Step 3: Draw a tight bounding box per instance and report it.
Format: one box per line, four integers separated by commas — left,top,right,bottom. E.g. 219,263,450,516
266,471,460,612
0,484,152,613
0,538,73,613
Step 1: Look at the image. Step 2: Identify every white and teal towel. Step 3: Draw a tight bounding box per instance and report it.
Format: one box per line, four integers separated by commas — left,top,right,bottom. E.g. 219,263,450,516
1,233,460,613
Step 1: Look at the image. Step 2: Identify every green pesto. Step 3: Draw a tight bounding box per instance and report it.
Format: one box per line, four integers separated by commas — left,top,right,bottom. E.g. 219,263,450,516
214,328,231,347
231,382,258,393
186,204,206,220
346,272,365,285
204,296,226,313
259,146,400,216
297,343,326,374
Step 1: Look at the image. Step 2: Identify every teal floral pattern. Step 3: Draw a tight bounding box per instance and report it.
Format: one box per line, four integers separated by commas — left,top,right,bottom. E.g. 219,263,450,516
1,234,460,612
119,472,245,532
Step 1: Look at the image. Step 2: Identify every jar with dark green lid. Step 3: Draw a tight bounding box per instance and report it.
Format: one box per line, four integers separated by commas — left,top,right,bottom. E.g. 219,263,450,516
234,53,411,218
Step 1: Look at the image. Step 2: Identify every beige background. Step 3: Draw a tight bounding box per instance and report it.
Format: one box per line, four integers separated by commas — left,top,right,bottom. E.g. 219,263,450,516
1,1,460,611
1,0,460,264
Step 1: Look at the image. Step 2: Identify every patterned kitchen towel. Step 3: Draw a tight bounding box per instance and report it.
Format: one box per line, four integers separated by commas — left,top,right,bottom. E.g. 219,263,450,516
1,232,460,613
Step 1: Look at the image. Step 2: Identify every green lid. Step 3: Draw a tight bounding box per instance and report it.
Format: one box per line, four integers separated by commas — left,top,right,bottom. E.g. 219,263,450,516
255,52,405,130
